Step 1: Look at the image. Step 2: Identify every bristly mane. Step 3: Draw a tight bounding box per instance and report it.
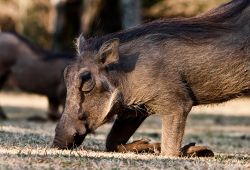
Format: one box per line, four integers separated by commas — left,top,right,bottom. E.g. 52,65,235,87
198,0,250,22
7,32,75,60
81,0,250,52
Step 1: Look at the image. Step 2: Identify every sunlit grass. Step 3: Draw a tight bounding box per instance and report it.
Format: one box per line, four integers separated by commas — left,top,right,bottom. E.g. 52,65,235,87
0,92,250,169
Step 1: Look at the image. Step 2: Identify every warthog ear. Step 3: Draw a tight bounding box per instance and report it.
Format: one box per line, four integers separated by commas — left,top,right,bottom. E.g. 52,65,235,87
98,38,120,65
76,33,86,54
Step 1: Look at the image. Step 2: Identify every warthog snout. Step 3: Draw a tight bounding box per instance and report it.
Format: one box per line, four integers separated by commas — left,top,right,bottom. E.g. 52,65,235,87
52,114,87,149
52,132,86,149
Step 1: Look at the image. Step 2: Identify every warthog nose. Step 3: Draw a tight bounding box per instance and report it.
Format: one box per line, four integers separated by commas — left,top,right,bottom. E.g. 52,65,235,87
51,138,65,149
73,132,85,147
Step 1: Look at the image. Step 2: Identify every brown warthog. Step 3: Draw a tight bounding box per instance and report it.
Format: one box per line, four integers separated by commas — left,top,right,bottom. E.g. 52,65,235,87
53,0,250,156
0,32,75,120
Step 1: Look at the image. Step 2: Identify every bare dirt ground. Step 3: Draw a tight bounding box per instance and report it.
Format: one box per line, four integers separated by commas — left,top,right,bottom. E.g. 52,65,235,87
0,92,250,169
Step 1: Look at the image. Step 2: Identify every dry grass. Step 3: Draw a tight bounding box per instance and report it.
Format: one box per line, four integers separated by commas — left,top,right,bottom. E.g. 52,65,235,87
0,91,250,169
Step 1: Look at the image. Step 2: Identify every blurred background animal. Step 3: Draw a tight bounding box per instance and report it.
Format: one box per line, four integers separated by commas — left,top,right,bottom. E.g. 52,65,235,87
0,32,75,121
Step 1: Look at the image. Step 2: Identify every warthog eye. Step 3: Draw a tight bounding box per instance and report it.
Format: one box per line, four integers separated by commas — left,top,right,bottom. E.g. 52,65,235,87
80,71,95,92
81,71,91,81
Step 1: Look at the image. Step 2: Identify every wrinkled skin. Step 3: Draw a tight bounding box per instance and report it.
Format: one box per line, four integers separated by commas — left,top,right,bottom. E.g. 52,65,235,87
53,0,250,157
53,39,123,148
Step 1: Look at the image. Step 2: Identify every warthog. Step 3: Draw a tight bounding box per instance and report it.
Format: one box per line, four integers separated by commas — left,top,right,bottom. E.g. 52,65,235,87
53,0,250,156
0,32,74,121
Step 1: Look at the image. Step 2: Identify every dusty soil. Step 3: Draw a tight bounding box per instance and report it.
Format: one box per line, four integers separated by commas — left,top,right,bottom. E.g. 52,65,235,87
0,91,250,169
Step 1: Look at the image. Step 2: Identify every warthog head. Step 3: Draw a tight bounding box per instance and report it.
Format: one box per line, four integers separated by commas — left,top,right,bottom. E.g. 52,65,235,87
52,35,123,149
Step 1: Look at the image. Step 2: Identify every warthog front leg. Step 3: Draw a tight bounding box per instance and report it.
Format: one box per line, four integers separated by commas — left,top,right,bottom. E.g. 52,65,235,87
116,139,160,153
155,95,194,157
117,140,214,157
106,114,148,152
106,113,214,156
161,107,188,157
180,143,214,157
159,102,214,157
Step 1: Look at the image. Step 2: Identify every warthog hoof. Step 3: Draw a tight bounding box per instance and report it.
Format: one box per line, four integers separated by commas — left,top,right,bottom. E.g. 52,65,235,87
117,138,160,153
117,140,214,157
181,142,214,157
